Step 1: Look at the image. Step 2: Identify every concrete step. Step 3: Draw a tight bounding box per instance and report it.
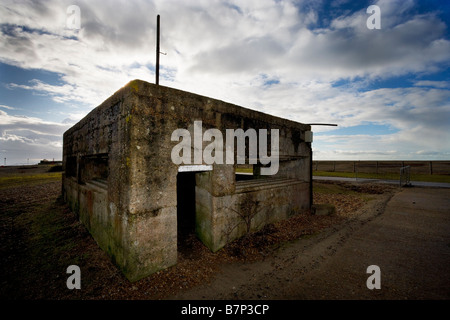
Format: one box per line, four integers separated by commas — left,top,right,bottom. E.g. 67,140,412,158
236,177,307,193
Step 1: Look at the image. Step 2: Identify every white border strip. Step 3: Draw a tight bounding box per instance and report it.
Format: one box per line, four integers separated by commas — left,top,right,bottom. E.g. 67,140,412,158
178,165,213,172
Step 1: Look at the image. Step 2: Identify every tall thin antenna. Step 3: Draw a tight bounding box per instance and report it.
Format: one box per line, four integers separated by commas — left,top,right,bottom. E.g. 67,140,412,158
156,14,160,85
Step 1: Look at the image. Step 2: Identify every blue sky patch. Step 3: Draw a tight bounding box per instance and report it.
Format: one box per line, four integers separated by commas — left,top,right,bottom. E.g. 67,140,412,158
315,123,399,136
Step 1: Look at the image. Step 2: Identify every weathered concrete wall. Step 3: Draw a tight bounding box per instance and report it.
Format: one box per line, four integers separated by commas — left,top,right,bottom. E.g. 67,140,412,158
63,82,178,281
196,173,309,252
63,79,312,281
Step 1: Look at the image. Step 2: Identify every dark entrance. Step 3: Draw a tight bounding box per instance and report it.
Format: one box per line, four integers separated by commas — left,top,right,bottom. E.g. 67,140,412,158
176,172,197,254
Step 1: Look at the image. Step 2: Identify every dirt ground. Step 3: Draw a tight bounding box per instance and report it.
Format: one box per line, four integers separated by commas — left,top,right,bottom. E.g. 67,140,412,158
172,186,450,300
1,166,448,301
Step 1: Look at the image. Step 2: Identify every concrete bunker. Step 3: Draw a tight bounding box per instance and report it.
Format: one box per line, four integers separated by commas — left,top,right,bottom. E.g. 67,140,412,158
63,80,313,281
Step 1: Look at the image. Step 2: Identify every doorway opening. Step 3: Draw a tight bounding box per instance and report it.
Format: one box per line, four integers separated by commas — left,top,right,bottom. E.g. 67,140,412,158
176,171,197,256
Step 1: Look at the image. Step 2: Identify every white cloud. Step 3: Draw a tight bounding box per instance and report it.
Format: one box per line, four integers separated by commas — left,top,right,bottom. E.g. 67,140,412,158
61,112,86,124
0,110,70,164
0,104,17,110
413,80,450,89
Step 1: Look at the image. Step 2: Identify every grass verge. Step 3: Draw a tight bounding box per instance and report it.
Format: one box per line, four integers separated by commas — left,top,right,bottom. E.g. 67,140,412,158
0,172,62,189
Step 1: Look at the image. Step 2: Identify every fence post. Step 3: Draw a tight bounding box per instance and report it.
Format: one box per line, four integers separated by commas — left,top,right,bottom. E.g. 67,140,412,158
429,161,433,175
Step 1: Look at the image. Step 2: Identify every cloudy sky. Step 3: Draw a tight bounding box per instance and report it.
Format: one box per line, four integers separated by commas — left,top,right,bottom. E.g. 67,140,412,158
0,0,449,165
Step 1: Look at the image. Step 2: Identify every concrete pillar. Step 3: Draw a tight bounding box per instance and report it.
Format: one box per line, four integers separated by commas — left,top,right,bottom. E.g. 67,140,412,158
195,164,235,252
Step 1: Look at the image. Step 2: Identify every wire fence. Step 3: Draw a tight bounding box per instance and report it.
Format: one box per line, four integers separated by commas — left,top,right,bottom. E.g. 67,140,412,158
313,160,450,181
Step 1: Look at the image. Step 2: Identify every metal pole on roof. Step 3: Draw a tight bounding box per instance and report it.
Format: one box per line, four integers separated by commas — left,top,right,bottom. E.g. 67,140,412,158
156,14,160,85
